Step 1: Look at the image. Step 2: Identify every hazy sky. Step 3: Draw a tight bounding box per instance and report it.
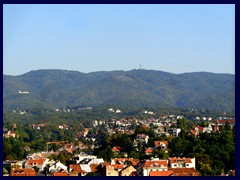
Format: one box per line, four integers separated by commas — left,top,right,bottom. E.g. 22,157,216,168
3,4,235,75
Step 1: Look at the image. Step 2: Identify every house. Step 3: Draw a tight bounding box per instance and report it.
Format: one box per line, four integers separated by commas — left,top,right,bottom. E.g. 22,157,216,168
213,119,235,131
119,165,136,176
203,123,213,133
112,146,123,154
167,128,181,137
149,170,173,176
169,167,199,176
137,159,168,176
11,160,26,169
69,164,87,176
52,172,69,176
10,168,36,176
145,147,154,155
116,109,122,113
105,165,119,176
135,134,149,145
154,140,168,152
168,157,196,169
72,154,102,164
189,126,203,137
189,130,198,137
111,158,140,168
25,158,49,172
49,161,68,173
70,157,104,175
3,130,17,138
104,163,125,176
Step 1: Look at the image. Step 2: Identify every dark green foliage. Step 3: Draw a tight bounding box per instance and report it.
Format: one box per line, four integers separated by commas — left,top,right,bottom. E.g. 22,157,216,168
110,133,134,153
97,145,114,162
169,127,235,176
3,69,234,112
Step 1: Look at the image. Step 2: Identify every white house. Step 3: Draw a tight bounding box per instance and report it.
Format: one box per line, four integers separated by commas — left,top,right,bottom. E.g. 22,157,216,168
167,128,181,137
137,159,168,176
168,157,196,169
25,158,50,172
49,161,68,172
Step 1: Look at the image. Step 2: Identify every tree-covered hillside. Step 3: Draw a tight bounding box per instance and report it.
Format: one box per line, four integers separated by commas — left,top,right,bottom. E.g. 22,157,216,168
3,69,235,112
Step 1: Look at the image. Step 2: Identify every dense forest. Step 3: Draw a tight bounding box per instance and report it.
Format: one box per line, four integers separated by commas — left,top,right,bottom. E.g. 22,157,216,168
3,69,235,112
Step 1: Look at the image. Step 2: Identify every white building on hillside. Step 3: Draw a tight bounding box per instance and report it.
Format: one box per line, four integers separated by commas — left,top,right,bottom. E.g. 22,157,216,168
168,157,196,169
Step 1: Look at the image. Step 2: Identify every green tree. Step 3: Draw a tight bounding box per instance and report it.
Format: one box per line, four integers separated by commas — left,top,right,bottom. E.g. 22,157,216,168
97,145,114,162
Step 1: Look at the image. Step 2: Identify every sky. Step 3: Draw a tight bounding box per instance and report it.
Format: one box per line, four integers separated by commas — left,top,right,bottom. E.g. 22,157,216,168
3,4,235,75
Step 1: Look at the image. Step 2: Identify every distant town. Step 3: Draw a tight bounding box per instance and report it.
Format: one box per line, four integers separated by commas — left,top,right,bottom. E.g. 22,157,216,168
3,106,235,176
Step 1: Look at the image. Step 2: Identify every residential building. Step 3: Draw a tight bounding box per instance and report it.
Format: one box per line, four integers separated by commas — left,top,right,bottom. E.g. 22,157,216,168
149,170,173,176
112,146,123,154
49,161,68,173
145,147,154,155
3,130,17,138
120,165,136,176
105,165,120,176
25,158,50,172
137,159,168,176
154,140,168,152
10,168,36,176
52,172,69,176
167,128,181,137
169,167,199,176
168,157,196,169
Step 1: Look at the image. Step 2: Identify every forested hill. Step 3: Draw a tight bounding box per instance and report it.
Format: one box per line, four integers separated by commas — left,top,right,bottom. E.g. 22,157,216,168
3,69,235,112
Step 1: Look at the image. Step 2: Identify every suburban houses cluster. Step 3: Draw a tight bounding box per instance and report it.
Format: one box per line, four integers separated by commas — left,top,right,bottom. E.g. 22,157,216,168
7,151,199,176
3,110,235,176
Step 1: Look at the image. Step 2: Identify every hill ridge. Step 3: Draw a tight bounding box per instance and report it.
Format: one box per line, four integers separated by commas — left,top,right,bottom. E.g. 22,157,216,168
3,69,235,112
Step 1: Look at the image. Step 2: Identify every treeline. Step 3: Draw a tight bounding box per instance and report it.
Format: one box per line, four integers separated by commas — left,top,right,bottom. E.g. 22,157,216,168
3,123,83,160
169,124,235,175
4,106,233,125
93,123,235,176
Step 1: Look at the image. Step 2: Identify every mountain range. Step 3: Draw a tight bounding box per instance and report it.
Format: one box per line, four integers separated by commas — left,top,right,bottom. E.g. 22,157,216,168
3,69,235,112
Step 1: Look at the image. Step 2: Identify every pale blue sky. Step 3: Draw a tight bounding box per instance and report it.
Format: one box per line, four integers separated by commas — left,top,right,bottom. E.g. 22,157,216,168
3,4,235,75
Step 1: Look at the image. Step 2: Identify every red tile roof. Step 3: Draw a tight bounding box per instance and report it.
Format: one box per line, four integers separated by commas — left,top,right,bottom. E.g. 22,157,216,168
90,164,99,172
27,158,45,165
130,159,140,167
10,168,36,176
154,140,168,148
53,172,69,176
190,130,198,136
149,170,174,176
169,168,199,176
136,134,147,139
141,160,168,169
216,119,235,124
195,126,204,132
169,157,192,163
69,164,86,173
112,146,123,152
113,158,140,167
114,164,124,169
145,148,154,153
